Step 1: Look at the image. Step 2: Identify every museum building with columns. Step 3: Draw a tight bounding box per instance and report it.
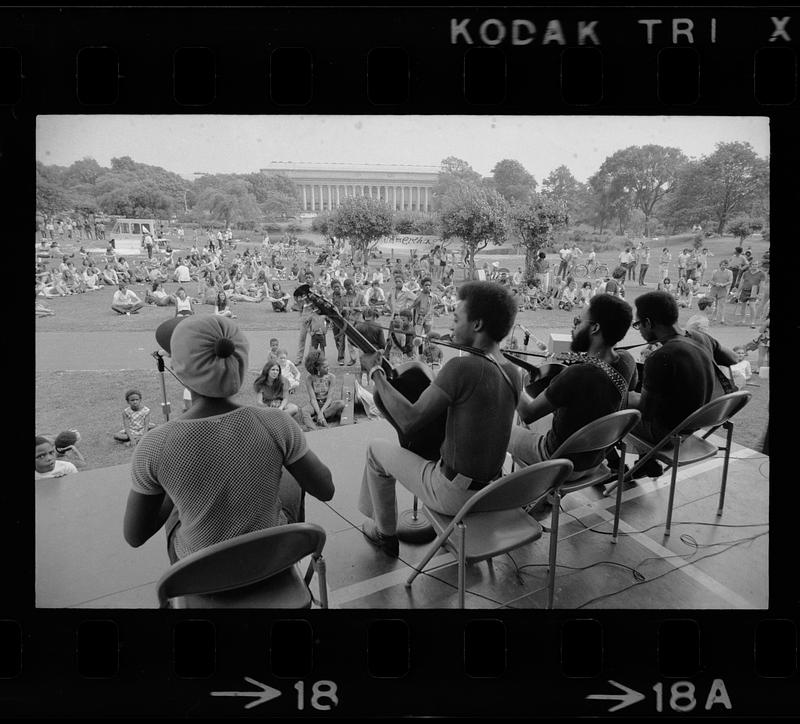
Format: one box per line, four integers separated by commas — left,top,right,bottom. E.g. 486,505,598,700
261,162,440,214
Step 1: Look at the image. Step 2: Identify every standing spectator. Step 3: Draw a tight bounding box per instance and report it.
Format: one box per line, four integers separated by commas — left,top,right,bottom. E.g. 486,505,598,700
295,272,317,365
111,283,144,315
697,247,714,285
658,247,672,288
728,246,748,288
707,259,733,324
411,277,439,336
733,259,766,326
309,310,328,353
35,436,78,479
637,243,651,286
46,219,55,240
568,244,583,277
556,243,571,280
143,230,154,259
677,248,690,280
113,389,155,447
619,246,635,282
356,307,386,352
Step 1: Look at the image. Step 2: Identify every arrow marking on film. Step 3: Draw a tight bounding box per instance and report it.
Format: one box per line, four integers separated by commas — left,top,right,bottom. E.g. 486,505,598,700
586,680,645,712
211,677,282,709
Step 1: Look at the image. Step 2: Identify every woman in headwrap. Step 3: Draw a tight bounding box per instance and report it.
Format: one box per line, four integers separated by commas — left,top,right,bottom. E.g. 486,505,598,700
123,315,334,564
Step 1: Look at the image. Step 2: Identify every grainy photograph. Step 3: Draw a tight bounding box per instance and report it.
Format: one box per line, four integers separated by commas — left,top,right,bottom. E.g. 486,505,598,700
35,115,769,609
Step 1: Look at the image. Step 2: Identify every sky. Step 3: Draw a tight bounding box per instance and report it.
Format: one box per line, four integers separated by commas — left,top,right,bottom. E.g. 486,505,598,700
36,115,769,184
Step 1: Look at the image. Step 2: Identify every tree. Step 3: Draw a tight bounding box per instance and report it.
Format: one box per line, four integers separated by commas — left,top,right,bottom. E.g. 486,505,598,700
194,179,262,227
491,159,537,204
440,185,510,279
330,196,394,266
597,145,687,236
541,165,582,216
244,172,301,219
726,214,755,242
699,142,769,234
311,212,337,243
511,195,570,279
432,156,483,210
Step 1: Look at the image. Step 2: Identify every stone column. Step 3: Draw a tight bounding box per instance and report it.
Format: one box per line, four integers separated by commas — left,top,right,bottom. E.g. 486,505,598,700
301,185,307,211
310,186,315,211
336,185,340,206
425,186,429,212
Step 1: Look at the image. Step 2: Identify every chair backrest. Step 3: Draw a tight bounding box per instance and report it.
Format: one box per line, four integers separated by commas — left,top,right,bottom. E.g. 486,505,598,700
156,523,326,607
551,409,643,459
675,390,751,433
463,458,574,515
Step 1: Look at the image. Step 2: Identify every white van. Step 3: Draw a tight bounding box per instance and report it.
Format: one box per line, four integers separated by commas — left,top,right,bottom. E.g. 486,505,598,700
108,218,158,255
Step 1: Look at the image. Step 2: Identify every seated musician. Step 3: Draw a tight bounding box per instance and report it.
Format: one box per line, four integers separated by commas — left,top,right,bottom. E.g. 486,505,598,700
357,281,523,557
615,290,737,477
508,293,637,478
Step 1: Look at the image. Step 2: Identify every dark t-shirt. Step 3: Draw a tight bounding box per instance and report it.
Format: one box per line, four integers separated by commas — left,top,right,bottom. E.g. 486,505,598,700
641,330,736,440
542,351,637,471
737,268,765,291
355,321,386,351
434,356,523,481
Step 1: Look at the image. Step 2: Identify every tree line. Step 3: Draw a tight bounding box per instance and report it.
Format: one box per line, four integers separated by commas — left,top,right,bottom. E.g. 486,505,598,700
37,141,768,279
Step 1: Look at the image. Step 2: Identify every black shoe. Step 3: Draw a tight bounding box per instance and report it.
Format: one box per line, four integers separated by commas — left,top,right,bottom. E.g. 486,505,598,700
361,520,399,558
632,458,664,479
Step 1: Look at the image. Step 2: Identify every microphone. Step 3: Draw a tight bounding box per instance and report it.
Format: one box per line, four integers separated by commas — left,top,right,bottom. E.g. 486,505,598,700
518,324,548,351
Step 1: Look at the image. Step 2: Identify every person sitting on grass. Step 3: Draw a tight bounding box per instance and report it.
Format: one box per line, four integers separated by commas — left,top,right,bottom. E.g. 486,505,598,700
101,263,119,287
35,291,55,317
174,286,194,317
111,283,144,315
145,281,175,307
301,348,345,429
82,264,103,291
276,348,301,392
35,435,78,480
253,360,304,427
113,389,156,447
54,429,86,470
214,289,236,318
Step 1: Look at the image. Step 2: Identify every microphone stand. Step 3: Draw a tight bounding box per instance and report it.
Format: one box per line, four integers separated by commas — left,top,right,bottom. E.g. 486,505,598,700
152,351,172,421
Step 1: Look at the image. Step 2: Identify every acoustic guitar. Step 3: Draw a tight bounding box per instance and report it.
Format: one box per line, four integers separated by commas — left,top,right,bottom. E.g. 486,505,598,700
502,351,588,398
293,284,447,461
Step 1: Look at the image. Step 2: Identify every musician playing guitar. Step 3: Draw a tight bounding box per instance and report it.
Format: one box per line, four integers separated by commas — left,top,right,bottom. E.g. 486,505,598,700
357,282,523,557
508,294,637,479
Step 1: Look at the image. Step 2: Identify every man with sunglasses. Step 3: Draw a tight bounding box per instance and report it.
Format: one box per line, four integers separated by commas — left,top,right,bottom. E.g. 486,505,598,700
508,294,637,478
620,290,737,477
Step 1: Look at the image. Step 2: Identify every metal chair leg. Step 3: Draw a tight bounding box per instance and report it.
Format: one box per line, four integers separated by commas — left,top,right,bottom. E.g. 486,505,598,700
664,436,681,536
717,421,734,516
315,555,328,609
546,490,561,609
406,523,455,587
457,523,466,609
612,442,627,544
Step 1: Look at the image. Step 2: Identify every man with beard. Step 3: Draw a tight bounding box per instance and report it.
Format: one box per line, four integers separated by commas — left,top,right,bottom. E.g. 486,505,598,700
508,293,637,478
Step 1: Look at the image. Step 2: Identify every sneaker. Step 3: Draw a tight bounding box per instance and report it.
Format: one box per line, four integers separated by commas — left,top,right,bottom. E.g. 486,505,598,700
361,520,399,558
632,458,664,479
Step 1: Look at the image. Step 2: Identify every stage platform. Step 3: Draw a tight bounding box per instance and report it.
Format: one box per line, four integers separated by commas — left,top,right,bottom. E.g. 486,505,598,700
36,418,768,609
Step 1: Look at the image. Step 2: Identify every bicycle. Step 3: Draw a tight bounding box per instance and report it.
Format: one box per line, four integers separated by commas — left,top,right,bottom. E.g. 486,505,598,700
573,261,609,279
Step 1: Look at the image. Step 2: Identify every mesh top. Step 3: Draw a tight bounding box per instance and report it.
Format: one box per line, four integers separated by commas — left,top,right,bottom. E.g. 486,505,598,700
131,406,307,560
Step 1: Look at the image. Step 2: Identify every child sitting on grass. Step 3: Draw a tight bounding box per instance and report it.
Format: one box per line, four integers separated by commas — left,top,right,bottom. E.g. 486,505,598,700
113,389,156,447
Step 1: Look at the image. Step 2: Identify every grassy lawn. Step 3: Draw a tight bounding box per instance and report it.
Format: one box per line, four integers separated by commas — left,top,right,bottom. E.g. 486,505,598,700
35,231,769,471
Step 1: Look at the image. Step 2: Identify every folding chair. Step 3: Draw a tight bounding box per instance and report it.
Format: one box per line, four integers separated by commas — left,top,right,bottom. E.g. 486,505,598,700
405,459,574,609
156,523,328,609
605,391,751,538
533,410,642,606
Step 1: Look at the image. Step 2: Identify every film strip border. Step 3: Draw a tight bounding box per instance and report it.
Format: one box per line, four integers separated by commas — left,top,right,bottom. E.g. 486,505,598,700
0,614,797,715
0,8,798,110
7,5,799,718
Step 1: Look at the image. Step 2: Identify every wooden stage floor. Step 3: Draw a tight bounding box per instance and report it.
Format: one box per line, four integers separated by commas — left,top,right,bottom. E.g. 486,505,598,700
36,418,769,610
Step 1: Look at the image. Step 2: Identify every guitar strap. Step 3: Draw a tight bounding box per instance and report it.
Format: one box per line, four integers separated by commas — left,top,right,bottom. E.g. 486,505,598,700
565,352,630,410
458,344,521,405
